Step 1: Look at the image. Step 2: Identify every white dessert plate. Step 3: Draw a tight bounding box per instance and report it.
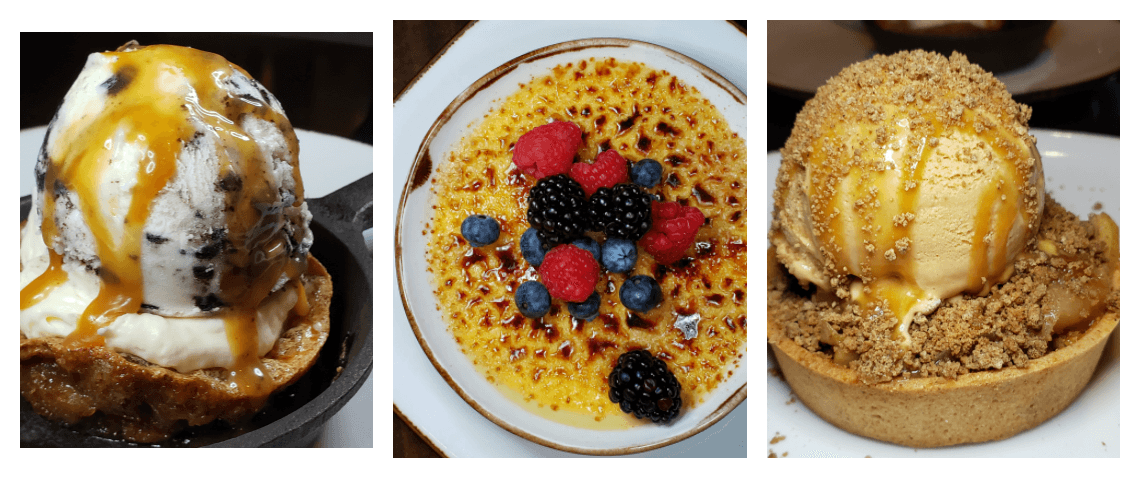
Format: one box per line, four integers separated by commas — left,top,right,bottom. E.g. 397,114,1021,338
19,126,374,448
396,35,746,455
766,129,1120,457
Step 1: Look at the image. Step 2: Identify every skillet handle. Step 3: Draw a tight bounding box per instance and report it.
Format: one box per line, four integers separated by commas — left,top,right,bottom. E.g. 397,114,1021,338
306,173,374,253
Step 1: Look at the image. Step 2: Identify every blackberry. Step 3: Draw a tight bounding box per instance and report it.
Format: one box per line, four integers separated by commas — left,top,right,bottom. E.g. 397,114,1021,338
608,350,682,423
589,183,652,240
527,174,590,248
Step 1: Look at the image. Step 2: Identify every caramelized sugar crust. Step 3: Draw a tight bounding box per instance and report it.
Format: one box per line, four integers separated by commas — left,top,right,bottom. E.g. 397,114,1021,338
20,256,332,443
768,196,1119,383
426,58,747,419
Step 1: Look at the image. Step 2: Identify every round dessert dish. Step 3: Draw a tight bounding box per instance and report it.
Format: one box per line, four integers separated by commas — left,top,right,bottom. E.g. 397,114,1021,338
768,309,1117,448
397,39,746,454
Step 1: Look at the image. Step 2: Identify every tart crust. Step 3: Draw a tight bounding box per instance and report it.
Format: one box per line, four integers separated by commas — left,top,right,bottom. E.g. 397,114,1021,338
767,309,1118,448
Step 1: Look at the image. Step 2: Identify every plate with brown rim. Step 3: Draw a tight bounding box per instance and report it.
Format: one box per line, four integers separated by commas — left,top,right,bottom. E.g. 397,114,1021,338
396,37,746,455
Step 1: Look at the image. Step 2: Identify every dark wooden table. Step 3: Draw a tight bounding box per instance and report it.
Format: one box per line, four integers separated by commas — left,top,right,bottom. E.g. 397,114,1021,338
393,20,469,458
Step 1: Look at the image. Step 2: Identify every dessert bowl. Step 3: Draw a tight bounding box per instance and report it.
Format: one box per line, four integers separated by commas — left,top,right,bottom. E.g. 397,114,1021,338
396,38,746,455
765,130,1120,455
20,128,373,447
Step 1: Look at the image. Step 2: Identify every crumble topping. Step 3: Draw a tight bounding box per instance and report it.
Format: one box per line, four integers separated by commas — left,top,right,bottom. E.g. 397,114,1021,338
768,196,1119,383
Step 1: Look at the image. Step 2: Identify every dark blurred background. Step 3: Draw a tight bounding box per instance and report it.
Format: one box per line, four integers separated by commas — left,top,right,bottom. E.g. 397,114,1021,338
768,21,1119,152
21,33,372,145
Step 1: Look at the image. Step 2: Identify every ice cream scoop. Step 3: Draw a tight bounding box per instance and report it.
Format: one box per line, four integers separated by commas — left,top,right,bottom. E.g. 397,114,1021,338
770,50,1044,343
20,42,312,389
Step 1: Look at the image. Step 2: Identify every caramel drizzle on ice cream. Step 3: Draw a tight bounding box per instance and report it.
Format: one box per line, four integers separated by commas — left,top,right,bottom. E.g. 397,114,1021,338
20,44,306,395
775,51,1043,345
812,110,1034,341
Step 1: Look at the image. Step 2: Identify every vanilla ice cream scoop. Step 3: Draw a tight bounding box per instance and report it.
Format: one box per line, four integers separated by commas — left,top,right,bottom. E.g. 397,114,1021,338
770,50,1044,343
20,42,312,377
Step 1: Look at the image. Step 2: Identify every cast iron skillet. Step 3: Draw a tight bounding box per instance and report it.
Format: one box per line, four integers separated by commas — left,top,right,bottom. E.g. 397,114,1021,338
19,173,373,447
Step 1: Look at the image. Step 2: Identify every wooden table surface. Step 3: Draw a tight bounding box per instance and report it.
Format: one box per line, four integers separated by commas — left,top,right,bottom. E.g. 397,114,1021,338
392,20,469,458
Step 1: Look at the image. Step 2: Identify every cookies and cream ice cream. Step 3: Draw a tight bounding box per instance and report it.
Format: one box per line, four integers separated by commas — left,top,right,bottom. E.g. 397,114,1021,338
771,50,1044,343
20,42,312,385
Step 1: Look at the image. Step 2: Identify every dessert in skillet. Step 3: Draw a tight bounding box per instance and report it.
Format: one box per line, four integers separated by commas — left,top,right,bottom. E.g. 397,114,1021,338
426,58,746,427
767,50,1119,447
20,42,332,443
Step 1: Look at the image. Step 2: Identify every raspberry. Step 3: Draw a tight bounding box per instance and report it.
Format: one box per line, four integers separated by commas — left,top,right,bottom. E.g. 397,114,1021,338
537,244,600,302
512,121,581,179
639,201,705,265
569,149,628,197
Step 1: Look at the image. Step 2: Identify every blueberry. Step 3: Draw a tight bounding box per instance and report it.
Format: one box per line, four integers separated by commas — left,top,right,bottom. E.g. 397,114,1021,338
568,292,601,321
620,275,662,313
571,237,601,263
601,239,637,273
515,281,551,318
520,228,548,266
630,159,663,188
461,214,500,247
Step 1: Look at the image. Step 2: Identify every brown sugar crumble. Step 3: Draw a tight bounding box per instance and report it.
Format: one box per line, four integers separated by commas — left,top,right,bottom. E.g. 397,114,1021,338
770,432,786,444
768,196,1119,383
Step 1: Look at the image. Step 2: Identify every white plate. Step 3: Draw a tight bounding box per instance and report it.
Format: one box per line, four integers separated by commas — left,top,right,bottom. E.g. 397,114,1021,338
19,126,375,448
765,129,1120,457
393,21,746,457
768,21,1120,96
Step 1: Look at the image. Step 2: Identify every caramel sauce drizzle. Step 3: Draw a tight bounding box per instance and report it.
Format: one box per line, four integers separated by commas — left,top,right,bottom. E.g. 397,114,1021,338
810,109,1031,341
20,45,305,395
